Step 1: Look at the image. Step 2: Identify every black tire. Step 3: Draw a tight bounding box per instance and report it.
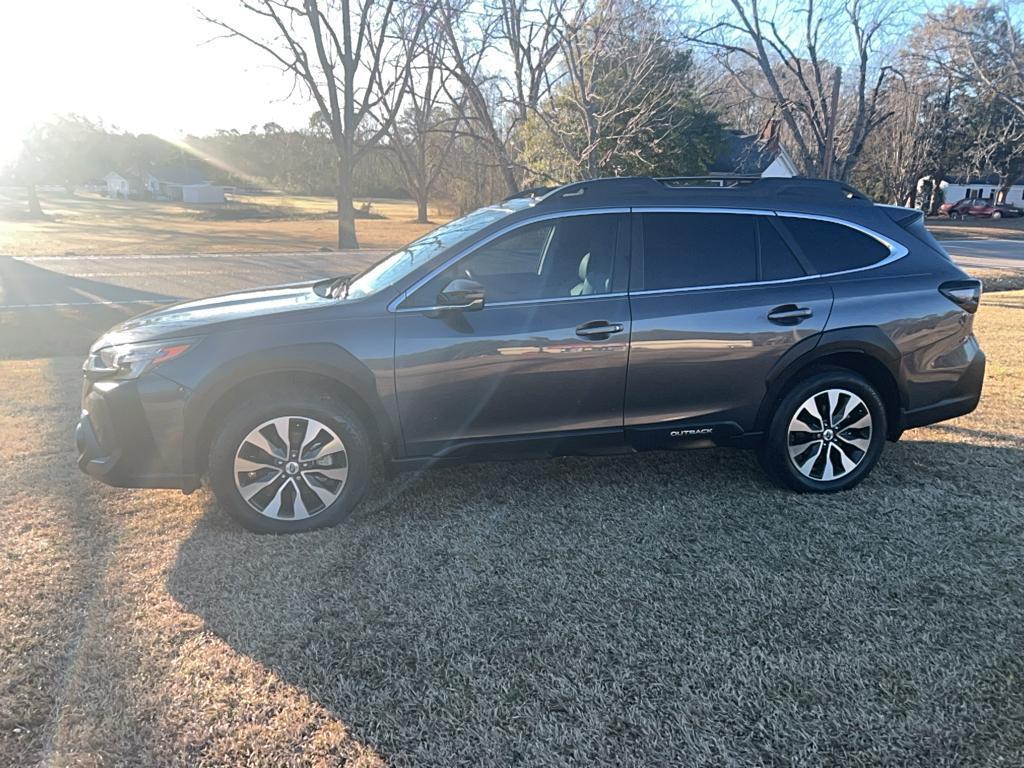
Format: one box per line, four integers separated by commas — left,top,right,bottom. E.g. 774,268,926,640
758,368,887,493
208,388,373,533
991,210,1003,220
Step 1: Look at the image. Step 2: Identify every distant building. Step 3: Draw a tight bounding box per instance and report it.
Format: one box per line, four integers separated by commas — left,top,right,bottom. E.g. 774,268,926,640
706,123,799,179
103,165,227,204
928,174,1024,206
103,171,154,198
149,165,227,203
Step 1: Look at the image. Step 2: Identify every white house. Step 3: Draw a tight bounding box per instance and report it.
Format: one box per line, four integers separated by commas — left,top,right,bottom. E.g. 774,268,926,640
706,126,799,179
103,166,226,203
103,171,158,198
931,174,1024,206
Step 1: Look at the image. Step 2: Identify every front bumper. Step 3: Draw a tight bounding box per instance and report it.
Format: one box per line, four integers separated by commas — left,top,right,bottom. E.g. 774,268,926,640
76,374,200,491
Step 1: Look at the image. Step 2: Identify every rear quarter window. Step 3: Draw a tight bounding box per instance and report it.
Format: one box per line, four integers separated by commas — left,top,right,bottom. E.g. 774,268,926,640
779,217,891,273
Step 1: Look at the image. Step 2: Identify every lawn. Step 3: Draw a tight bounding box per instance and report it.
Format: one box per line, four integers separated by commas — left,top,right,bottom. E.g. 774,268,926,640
0,189,449,256
1,292,1022,766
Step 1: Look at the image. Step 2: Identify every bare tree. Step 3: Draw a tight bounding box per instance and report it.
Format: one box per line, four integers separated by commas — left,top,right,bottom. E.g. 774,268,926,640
923,1,1024,121
383,14,462,223
527,0,715,180
203,0,426,248
853,72,945,205
692,0,900,180
434,0,565,193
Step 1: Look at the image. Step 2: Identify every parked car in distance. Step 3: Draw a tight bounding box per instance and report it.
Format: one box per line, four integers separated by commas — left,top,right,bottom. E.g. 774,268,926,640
77,177,985,533
939,197,1024,219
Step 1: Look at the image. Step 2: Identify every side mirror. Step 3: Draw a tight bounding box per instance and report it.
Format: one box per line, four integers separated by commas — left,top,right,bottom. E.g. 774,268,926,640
437,278,485,312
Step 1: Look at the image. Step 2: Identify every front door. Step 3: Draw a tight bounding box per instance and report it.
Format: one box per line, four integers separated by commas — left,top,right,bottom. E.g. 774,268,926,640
625,210,833,443
395,212,631,457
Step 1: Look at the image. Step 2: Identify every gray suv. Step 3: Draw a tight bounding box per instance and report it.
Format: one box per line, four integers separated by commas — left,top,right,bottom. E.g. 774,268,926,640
76,177,985,533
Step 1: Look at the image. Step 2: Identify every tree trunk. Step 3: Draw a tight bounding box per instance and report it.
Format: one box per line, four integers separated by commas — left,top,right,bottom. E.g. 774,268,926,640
416,193,429,224
996,178,1010,204
336,156,358,249
27,184,42,217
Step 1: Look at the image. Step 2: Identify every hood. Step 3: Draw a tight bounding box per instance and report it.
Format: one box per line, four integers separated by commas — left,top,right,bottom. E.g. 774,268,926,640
94,281,334,349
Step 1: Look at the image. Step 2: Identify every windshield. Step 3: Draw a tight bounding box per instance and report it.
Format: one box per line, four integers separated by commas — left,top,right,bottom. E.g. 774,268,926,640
346,199,535,299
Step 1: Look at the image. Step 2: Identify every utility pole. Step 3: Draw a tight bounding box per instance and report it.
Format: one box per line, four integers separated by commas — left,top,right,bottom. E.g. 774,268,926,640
822,66,842,180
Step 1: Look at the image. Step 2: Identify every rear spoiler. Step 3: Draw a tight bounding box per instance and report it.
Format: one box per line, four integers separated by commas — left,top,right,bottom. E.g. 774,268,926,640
877,205,950,259
879,204,923,226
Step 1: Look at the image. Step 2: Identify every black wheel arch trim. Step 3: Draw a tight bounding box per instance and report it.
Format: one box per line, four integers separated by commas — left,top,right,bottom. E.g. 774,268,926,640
179,342,397,477
756,326,905,434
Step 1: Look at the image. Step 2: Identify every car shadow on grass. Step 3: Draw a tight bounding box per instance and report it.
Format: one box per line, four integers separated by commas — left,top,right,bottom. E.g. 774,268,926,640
167,440,1024,766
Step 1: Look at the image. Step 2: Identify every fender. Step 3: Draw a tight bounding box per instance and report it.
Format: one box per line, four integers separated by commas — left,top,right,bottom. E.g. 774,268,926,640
179,342,398,476
755,326,905,432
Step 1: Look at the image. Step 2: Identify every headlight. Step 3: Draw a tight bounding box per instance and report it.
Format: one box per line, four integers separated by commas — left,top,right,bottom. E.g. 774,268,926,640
84,338,197,380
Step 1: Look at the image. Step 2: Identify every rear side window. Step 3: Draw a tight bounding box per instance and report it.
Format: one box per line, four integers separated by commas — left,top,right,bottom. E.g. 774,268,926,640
779,217,890,273
642,213,756,289
757,218,805,280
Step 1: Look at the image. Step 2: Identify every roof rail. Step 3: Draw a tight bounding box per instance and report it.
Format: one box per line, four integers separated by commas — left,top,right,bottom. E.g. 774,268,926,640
530,175,873,206
657,175,761,188
501,186,558,202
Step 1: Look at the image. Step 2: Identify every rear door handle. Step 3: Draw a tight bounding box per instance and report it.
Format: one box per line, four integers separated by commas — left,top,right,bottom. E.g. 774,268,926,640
576,321,624,338
767,305,813,325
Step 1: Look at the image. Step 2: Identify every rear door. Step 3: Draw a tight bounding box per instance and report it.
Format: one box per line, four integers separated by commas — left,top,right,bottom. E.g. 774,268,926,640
624,210,833,445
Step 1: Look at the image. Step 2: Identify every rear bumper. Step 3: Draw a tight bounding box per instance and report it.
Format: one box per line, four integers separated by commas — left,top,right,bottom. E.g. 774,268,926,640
899,339,985,431
76,374,200,491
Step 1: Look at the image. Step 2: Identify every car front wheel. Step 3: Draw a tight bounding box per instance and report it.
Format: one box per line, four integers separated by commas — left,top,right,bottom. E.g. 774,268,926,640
759,369,887,493
208,389,373,533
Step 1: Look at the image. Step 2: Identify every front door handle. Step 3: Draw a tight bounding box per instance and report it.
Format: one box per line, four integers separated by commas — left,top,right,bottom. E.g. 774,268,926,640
767,305,813,325
576,321,624,338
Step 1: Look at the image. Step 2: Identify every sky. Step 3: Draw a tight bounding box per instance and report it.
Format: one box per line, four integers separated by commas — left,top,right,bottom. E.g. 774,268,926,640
1,0,1014,169
0,0,315,167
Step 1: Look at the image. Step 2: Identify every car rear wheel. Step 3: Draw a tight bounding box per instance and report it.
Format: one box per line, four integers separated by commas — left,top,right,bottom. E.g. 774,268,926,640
991,210,1003,220
759,369,887,493
208,389,373,533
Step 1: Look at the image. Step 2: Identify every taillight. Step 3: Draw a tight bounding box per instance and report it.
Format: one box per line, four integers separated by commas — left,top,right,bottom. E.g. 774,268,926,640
939,279,982,314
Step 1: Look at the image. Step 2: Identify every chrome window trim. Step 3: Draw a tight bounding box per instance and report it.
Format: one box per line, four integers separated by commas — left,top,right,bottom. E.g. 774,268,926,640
389,207,630,313
629,208,909,297
390,206,910,308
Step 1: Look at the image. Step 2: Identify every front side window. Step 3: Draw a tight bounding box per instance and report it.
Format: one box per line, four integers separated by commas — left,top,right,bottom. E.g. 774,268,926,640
641,212,757,290
779,217,891,274
406,214,621,306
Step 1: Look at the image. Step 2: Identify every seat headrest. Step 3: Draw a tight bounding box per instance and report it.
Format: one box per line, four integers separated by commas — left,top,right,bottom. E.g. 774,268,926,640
578,251,591,281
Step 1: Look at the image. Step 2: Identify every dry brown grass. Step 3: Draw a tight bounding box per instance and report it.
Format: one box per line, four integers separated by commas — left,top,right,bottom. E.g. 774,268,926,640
1,295,1023,766
0,190,450,256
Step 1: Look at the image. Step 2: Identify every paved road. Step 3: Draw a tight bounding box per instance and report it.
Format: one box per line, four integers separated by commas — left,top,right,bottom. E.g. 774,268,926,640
938,238,1024,272
2,238,1020,311
0,250,387,358
0,250,389,309
0,238,1019,358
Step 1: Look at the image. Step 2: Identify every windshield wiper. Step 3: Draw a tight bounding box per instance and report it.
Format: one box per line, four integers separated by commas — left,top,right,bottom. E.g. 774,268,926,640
314,275,352,299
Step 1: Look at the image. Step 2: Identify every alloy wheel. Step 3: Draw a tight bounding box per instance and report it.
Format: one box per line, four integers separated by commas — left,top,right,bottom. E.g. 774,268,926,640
233,416,349,520
787,388,872,482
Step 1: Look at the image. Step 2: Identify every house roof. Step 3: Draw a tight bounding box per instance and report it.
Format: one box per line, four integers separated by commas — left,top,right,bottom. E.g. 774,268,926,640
707,130,785,176
149,165,210,186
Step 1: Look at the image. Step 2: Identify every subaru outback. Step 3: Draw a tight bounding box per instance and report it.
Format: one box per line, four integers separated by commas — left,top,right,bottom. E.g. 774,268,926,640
76,177,985,533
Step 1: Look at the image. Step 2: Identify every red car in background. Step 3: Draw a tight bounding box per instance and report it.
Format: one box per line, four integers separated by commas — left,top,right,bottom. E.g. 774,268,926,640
939,197,1024,219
